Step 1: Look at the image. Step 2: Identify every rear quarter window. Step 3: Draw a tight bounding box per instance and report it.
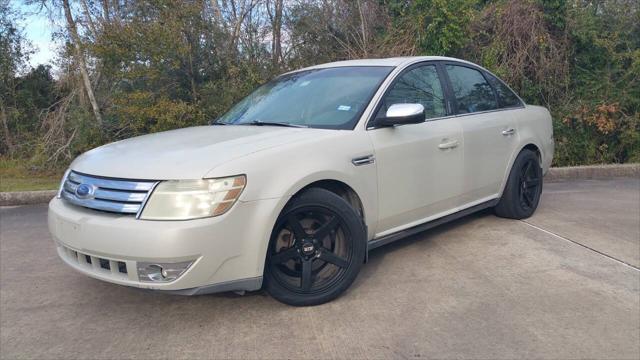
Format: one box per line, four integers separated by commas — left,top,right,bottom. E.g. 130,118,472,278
484,73,523,108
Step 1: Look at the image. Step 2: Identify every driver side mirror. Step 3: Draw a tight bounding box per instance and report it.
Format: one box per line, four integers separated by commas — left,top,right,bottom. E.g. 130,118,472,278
376,103,425,127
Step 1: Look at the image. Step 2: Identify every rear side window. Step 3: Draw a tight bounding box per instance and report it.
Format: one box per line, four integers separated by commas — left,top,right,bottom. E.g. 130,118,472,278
375,64,446,121
484,73,523,108
445,65,498,114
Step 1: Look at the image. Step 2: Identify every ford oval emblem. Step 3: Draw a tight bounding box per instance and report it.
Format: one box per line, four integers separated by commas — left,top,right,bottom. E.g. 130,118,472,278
75,184,94,199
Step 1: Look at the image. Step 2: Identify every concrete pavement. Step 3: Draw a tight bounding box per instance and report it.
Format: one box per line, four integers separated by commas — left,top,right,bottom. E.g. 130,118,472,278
526,177,640,267
1,178,638,359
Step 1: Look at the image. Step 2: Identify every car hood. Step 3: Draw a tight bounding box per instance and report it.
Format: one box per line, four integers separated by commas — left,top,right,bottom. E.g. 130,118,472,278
71,125,331,180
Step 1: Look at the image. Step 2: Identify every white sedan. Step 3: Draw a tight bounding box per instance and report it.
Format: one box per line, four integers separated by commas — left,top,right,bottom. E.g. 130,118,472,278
48,56,554,306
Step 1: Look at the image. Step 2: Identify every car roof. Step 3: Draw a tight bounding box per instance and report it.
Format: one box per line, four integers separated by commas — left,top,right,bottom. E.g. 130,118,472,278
288,56,478,73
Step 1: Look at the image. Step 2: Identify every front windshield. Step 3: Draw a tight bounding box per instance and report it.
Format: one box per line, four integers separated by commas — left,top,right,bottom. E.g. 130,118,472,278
216,66,393,129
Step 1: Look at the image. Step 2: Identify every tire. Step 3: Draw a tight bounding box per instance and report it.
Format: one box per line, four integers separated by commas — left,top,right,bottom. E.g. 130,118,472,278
494,149,543,219
264,188,366,306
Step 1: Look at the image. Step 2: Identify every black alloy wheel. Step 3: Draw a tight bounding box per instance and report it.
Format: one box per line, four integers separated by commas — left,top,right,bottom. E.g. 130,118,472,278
518,158,541,211
264,188,366,306
495,149,543,219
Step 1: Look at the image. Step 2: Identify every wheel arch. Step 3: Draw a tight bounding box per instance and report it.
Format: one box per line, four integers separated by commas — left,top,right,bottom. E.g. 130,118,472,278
264,174,374,245
522,143,541,163
499,141,544,197
296,179,366,224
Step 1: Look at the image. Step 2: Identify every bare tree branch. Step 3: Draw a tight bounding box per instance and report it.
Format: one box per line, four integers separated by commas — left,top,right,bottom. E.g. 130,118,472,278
62,0,103,126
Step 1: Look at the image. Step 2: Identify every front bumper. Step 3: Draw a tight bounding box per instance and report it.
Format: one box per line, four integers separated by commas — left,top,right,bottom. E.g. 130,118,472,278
48,196,282,293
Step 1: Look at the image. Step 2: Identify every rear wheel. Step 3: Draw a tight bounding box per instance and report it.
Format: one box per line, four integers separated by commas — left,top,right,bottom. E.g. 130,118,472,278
264,188,366,306
494,149,543,219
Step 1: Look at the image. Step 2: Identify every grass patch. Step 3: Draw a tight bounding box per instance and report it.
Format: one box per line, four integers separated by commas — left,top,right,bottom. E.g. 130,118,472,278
0,158,64,192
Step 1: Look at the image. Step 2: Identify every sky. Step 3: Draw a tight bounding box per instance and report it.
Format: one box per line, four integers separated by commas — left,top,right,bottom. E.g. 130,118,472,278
17,2,61,69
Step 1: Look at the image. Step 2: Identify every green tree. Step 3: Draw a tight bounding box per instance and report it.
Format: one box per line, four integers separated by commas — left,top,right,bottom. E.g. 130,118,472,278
2,0,639,168
0,0,31,155
385,0,477,55
553,0,640,164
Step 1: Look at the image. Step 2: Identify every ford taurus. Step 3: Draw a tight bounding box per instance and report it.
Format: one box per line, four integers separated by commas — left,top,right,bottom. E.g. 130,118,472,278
48,56,554,306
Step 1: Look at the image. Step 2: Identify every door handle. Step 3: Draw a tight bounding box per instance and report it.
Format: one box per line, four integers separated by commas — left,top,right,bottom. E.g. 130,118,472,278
502,128,516,136
438,139,459,150
352,154,375,166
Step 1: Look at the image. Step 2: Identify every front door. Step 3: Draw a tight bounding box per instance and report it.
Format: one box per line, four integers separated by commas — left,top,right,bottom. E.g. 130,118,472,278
367,63,464,237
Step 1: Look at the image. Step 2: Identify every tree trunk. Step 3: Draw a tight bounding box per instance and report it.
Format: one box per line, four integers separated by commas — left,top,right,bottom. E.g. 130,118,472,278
0,100,15,155
229,0,257,55
80,0,99,37
230,18,243,54
187,47,198,102
210,0,222,24
270,0,283,68
101,0,110,21
62,0,103,126
357,0,368,57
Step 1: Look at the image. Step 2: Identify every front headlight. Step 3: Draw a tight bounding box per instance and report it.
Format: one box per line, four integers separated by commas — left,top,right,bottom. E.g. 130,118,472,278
56,169,71,198
139,175,246,220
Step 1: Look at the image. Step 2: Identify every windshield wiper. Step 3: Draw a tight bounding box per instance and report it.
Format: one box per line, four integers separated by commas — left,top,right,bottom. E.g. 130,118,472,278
210,119,229,125
245,120,308,128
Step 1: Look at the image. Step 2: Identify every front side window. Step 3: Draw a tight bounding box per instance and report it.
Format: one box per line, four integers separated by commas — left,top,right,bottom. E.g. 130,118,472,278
446,65,498,114
484,73,523,108
374,64,446,121
216,66,393,130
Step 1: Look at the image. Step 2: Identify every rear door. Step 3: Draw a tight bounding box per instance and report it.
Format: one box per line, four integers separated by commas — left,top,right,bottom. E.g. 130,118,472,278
367,63,464,236
442,63,520,203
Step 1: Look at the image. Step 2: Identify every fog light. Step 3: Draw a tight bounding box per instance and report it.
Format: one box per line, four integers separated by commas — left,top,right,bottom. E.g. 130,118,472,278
137,260,194,282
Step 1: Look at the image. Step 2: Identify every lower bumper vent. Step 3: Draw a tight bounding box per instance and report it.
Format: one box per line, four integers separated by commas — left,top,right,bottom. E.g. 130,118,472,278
60,245,130,280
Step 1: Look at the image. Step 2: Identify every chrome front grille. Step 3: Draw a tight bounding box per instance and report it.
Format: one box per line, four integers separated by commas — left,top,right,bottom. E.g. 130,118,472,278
61,171,157,215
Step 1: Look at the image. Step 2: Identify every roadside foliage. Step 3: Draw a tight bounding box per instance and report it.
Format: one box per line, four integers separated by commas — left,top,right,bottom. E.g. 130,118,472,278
0,0,638,172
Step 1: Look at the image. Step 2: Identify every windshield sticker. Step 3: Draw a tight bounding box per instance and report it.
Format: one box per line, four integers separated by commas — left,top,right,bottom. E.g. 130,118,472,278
337,105,351,111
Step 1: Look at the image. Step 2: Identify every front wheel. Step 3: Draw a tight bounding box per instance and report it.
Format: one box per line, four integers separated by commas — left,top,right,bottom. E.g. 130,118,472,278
494,149,543,219
264,188,366,306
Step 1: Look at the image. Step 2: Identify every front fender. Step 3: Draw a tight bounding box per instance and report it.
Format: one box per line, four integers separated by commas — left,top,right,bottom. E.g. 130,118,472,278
206,130,379,237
